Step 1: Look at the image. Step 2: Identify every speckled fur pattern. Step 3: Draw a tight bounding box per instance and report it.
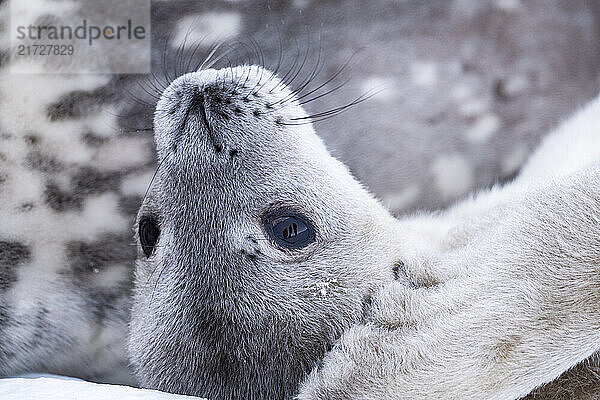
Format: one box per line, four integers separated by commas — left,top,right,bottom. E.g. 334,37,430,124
0,0,151,384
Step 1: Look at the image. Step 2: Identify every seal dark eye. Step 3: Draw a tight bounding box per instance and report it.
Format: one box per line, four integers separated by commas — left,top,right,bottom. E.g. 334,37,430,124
262,210,315,250
139,217,160,257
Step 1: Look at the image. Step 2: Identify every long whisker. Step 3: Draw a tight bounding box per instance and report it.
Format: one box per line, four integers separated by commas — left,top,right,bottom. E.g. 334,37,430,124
282,88,381,125
196,41,224,71
161,30,175,85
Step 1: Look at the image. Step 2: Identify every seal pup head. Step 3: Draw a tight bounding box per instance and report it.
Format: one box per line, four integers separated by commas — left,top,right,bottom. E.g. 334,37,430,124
129,65,405,399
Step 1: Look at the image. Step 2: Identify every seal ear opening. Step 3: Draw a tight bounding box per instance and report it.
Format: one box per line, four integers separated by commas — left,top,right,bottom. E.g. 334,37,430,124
392,261,406,281
139,216,160,257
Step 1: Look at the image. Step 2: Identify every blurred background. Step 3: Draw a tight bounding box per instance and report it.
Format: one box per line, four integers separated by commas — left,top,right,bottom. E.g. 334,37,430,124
138,0,600,215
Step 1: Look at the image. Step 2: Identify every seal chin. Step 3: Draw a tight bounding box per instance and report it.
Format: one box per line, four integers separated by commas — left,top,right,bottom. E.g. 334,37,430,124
153,64,306,165
183,86,225,152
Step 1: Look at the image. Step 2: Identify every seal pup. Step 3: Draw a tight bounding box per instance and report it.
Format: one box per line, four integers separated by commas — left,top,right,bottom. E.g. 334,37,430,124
129,65,409,399
130,63,600,399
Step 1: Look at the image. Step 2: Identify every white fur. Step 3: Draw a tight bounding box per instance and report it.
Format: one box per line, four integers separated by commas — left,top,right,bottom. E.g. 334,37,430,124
299,95,600,399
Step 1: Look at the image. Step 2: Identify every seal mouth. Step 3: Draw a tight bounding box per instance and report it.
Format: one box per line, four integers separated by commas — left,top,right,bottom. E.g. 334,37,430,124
182,85,224,153
155,65,299,161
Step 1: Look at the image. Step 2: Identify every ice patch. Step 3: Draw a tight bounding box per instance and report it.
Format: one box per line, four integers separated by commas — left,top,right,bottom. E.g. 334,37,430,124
1,375,203,400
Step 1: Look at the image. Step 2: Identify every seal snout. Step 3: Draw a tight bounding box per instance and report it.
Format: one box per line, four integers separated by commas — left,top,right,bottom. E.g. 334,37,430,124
186,87,208,128
154,65,305,160
184,86,224,152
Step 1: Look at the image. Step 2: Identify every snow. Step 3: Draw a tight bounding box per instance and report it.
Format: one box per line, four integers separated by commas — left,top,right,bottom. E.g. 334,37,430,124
0,374,205,400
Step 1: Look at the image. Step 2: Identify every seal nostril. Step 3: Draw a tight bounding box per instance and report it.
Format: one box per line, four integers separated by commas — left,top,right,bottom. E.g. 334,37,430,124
229,149,238,157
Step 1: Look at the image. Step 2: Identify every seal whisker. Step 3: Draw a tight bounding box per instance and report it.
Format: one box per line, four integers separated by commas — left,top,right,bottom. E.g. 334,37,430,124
128,243,168,248
173,22,196,78
225,40,256,91
147,71,170,94
220,55,234,91
275,49,358,110
119,127,154,133
183,36,209,74
122,86,157,109
194,41,223,72
136,79,163,102
104,107,152,120
201,46,238,73
281,93,377,126
161,30,176,85
252,28,291,98
271,24,285,78
287,31,324,97
141,153,169,207
244,37,267,99
279,29,311,95
275,38,302,92
298,77,351,107
134,72,169,105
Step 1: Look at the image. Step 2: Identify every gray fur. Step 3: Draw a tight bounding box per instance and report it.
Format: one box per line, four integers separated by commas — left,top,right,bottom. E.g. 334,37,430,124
26,151,64,174
65,234,135,282
130,65,600,399
0,241,29,289
129,66,402,399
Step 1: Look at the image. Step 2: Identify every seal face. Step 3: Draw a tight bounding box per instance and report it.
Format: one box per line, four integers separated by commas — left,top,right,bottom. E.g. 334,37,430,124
129,65,406,399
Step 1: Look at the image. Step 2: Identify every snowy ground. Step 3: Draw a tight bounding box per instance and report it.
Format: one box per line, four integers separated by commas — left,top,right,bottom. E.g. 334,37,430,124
0,375,204,400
